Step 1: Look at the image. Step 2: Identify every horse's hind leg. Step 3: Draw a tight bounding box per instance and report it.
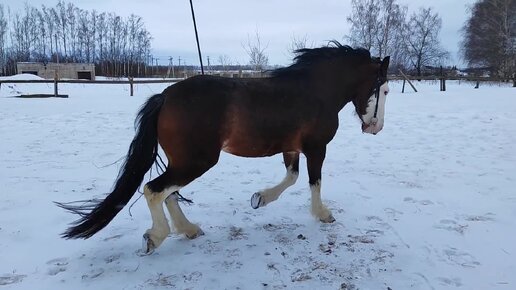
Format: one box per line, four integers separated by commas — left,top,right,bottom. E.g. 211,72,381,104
164,193,203,239
251,152,299,209
142,180,174,254
143,153,219,254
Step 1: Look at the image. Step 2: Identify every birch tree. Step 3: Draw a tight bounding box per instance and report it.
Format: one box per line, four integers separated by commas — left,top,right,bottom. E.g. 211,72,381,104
461,0,516,79
347,0,407,69
403,7,449,76
0,4,8,74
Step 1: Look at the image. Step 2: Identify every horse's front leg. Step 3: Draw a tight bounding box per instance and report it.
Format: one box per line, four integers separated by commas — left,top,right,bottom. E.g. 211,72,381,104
304,146,335,223
251,152,299,209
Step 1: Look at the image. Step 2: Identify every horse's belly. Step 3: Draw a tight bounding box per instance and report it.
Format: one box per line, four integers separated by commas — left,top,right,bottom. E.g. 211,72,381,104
221,137,300,157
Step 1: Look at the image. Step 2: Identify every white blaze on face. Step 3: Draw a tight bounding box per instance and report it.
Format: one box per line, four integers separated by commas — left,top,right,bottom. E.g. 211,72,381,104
362,82,389,135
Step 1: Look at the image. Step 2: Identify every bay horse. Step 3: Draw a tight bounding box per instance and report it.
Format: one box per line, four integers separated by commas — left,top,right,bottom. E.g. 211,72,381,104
59,42,390,254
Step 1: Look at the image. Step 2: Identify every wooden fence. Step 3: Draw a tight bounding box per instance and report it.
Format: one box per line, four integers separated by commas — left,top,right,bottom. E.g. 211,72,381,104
0,77,184,97
389,74,516,93
0,75,514,97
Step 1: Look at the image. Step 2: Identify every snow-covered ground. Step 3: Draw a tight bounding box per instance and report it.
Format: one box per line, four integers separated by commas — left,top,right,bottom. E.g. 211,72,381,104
0,77,515,289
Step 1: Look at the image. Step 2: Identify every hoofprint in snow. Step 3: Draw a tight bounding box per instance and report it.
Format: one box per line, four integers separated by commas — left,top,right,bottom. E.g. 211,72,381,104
0,77,515,289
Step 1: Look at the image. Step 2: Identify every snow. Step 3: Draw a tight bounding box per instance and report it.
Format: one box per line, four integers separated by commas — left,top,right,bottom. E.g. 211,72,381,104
0,73,45,81
0,79,515,289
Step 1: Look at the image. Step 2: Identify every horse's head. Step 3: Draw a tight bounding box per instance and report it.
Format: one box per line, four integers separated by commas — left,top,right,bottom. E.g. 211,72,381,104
352,56,390,135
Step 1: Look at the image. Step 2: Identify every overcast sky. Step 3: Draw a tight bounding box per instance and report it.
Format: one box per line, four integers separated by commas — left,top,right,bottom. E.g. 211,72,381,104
3,0,476,66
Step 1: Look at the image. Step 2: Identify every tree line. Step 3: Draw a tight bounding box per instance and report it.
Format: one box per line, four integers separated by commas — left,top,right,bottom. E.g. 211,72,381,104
346,0,515,79
346,0,449,76
0,1,152,77
1,0,514,80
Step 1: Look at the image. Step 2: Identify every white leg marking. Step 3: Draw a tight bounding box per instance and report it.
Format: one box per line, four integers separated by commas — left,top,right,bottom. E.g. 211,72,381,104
143,185,180,252
310,181,335,223
253,166,298,208
164,193,204,239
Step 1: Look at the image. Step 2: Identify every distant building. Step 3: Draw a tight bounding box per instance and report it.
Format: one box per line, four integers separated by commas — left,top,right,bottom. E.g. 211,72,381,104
16,62,95,80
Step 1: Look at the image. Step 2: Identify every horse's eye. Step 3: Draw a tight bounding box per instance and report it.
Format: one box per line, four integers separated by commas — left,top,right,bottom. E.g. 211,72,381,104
384,91,388,95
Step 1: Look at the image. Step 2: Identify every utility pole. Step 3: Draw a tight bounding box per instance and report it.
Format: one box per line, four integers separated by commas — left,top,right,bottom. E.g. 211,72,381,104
167,56,174,78
207,55,210,74
178,56,182,76
189,0,204,74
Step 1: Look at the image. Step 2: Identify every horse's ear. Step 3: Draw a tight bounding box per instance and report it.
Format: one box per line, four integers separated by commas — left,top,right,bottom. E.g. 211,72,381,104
381,56,390,76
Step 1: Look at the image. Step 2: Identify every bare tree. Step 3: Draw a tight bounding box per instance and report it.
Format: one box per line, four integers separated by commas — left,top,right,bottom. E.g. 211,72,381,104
461,0,516,79
347,0,407,70
42,6,55,58
217,54,232,71
0,4,8,75
1,1,153,77
243,31,269,71
287,34,314,59
347,0,381,52
66,3,78,61
376,0,406,58
403,7,449,76
56,0,68,59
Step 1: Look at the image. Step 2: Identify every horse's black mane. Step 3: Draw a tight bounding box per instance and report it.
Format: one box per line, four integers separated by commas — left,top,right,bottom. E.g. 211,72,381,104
271,41,373,78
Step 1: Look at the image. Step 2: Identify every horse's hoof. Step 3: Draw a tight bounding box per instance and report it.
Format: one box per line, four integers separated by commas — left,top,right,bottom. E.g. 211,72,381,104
185,227,204,240
142,233,155,255
320,214,336,223
251,192,264,209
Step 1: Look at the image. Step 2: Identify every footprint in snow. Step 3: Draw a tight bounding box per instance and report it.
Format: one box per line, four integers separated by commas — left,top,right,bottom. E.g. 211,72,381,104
82,268,104,280
434,219,468,235
182,271,202,283
438,277,463,287
0,274,26,286
442,247,480,268
104,253,122,264
464,213,495,222
403,197,434,205
384,207,403,220
46,257,68,276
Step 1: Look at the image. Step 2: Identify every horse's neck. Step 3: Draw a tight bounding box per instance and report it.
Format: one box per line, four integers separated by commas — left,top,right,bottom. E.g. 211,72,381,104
268,74,354,113
310,78,354,113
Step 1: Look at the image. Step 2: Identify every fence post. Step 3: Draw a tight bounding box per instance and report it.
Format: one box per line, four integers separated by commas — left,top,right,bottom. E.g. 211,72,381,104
54,72,59,97
439,66,446,92
129,77,134,96
398,69,418,93
439,67,443,91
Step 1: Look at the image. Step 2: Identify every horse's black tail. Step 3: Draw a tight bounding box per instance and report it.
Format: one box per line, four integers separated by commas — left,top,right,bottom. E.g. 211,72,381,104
57,93,165,239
